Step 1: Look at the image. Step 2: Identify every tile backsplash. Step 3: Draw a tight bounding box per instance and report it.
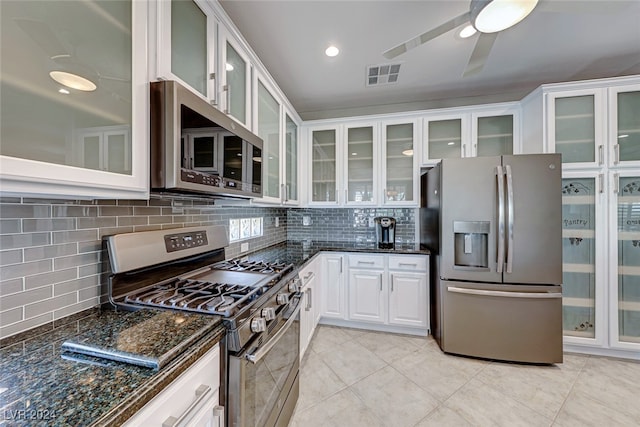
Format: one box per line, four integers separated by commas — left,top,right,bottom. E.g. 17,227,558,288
0,195,417,339
287,207,416,244
0,194,286,339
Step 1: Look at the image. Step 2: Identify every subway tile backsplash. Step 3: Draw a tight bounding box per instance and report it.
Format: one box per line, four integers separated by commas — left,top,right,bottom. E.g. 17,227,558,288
0,194,287,338
0,194,416,339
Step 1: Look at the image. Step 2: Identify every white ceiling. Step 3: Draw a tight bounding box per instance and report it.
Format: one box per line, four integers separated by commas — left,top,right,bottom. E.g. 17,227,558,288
219,0,640,121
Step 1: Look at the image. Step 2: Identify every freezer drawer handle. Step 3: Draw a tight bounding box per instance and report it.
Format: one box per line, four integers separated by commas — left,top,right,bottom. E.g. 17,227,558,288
447,286,562,299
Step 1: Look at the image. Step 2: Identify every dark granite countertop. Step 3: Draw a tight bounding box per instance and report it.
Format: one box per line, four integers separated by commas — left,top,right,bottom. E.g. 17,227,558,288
238,240,430,268
0,308,225,426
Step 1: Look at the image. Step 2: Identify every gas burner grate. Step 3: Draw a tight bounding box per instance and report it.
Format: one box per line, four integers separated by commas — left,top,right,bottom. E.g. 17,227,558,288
123,279,262,316
213,259,289,274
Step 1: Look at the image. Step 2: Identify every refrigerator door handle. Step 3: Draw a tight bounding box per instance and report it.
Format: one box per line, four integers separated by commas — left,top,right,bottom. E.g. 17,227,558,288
448,286,562,299
496,165,505,273
505,164,514,274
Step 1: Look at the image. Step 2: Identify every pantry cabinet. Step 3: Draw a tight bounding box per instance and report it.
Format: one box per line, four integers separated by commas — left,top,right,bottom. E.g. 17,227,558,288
0,0,149,199
523,75,640,357
421,103,520,166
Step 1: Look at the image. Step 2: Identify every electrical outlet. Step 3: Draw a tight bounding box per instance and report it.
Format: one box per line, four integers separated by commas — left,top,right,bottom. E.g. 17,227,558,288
240,242,249,253
302,216,311,226
275,217,279,227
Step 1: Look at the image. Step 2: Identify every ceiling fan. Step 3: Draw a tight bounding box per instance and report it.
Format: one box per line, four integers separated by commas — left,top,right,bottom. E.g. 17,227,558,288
383,0,540,77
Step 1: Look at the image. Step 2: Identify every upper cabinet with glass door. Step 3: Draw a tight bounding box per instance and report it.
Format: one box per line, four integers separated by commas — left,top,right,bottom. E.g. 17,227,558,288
0,0,148,199
421,104,519,166
156,0,217,104
256,79,281,203
609,85,640,169
345,124,377,205
382,119,418,205
220,26,251,128
310,126,339,205
284,111,299,205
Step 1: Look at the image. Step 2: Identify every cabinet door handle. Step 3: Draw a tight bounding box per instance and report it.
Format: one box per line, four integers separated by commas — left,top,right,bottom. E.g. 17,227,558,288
345,189,348,203
285,184,290,202
339,257,343,273
598,174,604,194
358,260,375,265
614,173,620,193
162,384,212,427
391,276,394,292
463,144,467,157
598,145,604,165
614,144,620,164
209,72,217,106
308,287,313,310
280,183,285,201
213,406,225,427
398,262,417,267
223,84,230,115
305,288,311,311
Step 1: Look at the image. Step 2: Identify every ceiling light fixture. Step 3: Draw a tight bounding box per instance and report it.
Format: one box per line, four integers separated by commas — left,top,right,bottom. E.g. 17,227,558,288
470,0,539,33
458,24,477,38
49,70,97,92
325,45,339,57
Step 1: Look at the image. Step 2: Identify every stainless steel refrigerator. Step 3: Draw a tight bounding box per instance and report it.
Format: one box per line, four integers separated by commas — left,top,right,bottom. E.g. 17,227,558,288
421,154,563,364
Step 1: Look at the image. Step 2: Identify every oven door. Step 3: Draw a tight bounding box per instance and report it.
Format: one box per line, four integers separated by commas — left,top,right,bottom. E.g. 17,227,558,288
228,297,302,427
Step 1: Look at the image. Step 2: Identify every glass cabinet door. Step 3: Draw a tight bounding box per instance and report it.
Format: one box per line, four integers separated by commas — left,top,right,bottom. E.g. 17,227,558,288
225,40,248,125
1,0,134,175
476,115,513,156
426,118,463,160
284,114,298,203
551,93,602,166
171,0,207,96
612,90,640,165
561,177,599,339
311,129,337,203
384,122,414,204
257,81,280,200
614,175,640,345
346,125,375,204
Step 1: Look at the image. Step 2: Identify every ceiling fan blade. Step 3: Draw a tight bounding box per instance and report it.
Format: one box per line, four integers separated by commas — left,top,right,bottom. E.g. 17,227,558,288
537,0,630,14
383,11,471,59
13,18,70,59
463,32,498,77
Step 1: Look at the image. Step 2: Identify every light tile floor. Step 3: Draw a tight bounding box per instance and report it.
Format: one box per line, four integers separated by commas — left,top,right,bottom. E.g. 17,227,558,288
289,325,640,427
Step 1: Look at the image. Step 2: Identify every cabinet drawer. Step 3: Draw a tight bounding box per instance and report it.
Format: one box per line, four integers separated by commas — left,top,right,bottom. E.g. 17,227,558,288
123,343,221,426
348,254,385,269
389,255,428,271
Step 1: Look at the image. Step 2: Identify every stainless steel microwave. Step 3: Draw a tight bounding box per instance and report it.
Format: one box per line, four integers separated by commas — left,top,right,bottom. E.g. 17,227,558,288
150,80,263,198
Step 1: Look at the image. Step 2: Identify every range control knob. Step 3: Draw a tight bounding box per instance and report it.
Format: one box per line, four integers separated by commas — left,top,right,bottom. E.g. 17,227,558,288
261,307,276,321
250,317,267,333
276,293,289,305
288,279,301,293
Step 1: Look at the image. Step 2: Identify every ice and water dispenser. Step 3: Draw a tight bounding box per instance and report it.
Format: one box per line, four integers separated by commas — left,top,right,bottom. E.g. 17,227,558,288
453,221,489,269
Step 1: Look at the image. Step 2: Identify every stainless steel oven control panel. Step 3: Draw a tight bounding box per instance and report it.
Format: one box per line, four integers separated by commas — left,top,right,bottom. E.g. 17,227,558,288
164,230,209,252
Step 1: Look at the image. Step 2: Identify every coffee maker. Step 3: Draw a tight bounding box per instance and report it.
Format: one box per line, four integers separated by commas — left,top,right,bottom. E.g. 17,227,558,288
374,217,396,249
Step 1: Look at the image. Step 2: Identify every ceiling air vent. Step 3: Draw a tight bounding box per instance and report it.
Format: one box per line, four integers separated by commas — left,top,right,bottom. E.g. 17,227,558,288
366,63,401,87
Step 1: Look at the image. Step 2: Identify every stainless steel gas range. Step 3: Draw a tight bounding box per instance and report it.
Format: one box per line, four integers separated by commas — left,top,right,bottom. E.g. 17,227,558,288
102,225,302,427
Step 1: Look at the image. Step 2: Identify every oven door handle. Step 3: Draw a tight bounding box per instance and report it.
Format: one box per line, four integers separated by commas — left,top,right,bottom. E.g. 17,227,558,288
246,300,302,364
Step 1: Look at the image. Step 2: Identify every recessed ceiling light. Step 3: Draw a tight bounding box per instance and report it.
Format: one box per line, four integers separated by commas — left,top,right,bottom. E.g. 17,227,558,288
325,45,339,57
49,71,96,92
458,24,477,38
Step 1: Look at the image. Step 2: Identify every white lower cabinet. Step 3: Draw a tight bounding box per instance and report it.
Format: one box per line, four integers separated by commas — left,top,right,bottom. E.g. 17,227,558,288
300,256,321,359
123,343,223,427
317,252,429,335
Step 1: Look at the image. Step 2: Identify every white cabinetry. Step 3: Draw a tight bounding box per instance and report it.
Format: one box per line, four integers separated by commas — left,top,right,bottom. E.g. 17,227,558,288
123,344,223,427
155,0,218,103
381,119,419,205
348,254,386,323
0,0,148,199
421,103,520,166
219,25,251,128
321,254,346,319
299,256,321,359
318,252,429,336
522,75,640,359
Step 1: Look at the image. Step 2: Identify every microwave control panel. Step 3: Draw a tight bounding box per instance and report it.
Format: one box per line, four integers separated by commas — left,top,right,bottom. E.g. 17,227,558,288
181,170,221,187
164,230,209,252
